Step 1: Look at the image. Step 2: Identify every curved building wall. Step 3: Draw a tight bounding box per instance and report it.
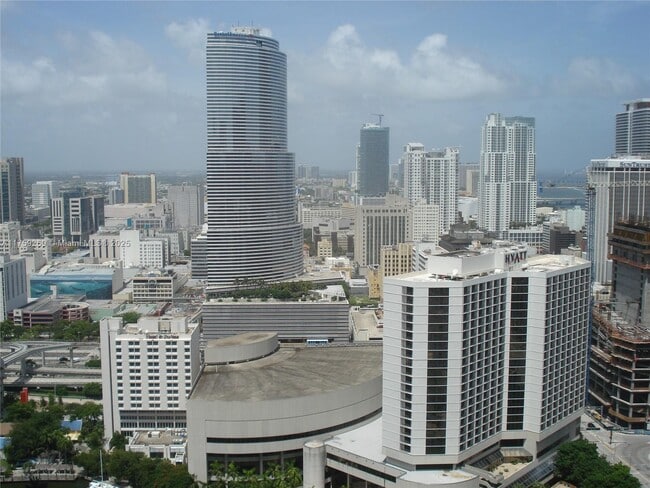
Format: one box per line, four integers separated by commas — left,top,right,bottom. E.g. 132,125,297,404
206,30,303,285
186,348,382,483
188,378,381,482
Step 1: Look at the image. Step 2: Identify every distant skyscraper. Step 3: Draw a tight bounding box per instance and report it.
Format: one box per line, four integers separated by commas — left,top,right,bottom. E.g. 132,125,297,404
587,156,650,283
120,173,157,204
108,187,125,205
205,27,303,285
0,157,25,224
51,190,104,243
479,114,536,234
31,180,61,209
168,184,204,229
358,123,389,196
615,98,650,155
403,143,459,235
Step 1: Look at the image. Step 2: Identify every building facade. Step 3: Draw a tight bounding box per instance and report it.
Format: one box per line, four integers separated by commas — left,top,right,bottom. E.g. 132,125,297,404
0,157,25,224
479,115,536,234
588,222,650,430
31,180,61,209
358,124,390,197
186,333,382,483
120,173,157,204
51,190,104,243
354,196,412,267
403,143,459,235
167,184,204,230
101,316,201,440
587,156,650,283
205,27,303,285
616,98,650,156
0,254,28,321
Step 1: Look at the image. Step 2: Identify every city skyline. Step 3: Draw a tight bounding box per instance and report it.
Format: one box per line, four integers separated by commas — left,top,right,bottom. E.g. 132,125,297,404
2,1,649,174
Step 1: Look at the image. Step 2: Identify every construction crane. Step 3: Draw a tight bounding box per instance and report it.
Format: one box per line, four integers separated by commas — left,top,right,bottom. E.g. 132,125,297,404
372,113,384,126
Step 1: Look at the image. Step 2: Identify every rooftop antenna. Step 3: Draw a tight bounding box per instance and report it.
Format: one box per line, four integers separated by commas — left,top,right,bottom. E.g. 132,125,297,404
372,113,384,126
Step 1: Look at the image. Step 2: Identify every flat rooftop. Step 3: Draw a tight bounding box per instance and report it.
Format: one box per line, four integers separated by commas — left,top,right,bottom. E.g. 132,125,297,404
327,418,476,484
191,344,382,402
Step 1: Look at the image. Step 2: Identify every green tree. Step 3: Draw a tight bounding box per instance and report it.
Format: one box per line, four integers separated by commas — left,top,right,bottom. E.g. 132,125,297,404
583,462,641,488
5,409,62,464
554,439,603,484
0,319,21,340
109,431,127,451
74,449,102,477
119,312,141,324
83,382,103,399
86,358,101,368
3,400,37,421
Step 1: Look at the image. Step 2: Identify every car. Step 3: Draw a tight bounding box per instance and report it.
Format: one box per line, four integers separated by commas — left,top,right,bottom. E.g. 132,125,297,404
586,422,600,431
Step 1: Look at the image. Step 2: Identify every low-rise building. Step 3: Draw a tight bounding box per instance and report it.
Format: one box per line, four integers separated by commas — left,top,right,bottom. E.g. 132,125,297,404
132,269,188,303
186,332,382,483
202,287,350,343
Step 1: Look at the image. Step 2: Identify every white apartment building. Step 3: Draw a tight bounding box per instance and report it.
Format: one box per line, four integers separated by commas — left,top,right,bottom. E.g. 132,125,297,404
587,156,650,284
119,229,169,268
479,114,536,234
101,315,201,440
412,200,440,243
403,144,458,235
317,246,591,487
563,205,586,232
0,222,21,255
0,254,28,321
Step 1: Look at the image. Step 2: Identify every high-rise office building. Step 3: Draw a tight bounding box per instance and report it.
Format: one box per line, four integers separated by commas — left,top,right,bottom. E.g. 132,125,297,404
205,27,303,285
479,114,536,234
120,173,157,204
31,180,61,209
51,190,104,243
167,184,204,229
403,143,459,235
358,123,390,197
0,157,25,224
615,98,650,155
354,195,411,267
587,156,650,284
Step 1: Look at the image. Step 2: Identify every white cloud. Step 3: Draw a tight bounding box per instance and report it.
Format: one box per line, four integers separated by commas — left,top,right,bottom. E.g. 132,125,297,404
315,24,506,101
2,30,168,106
165,18,210,64
559,57,638,96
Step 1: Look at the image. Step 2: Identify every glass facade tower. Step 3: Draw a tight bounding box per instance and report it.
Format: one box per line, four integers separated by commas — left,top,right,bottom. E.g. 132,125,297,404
358,124,390,197
205,27,303,285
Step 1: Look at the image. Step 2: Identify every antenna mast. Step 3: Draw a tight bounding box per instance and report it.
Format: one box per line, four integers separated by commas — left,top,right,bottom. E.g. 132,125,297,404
372,113,384,126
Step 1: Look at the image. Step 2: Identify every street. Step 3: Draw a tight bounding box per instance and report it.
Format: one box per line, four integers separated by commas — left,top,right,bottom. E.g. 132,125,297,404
581,413,650,487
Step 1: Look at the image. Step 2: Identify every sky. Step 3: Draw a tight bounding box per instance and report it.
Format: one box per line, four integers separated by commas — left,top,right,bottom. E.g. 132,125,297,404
2,1,649,177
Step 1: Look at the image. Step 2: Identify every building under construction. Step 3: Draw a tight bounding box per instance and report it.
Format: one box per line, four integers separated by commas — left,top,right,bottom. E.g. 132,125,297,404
589,220,650,429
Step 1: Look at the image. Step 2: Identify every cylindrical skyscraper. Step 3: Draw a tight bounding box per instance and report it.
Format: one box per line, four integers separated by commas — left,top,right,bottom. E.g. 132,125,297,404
205,27,303,285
